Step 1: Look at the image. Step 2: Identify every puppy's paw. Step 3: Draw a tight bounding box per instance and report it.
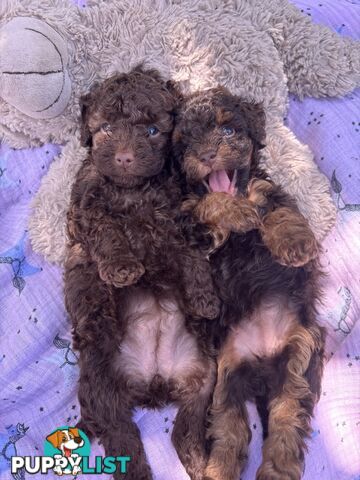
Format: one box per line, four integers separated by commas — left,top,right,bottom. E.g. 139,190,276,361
195,192,260,233
256,459,302,480
256,469,286,480
181,197,200,213
247,178,273,208
189,291,221,320
98,259,145,287
272,232,319,267
261,208,319,267
203,463,233,480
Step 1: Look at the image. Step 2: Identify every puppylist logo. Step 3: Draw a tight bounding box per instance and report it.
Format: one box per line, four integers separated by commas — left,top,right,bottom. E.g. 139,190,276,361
11,426,131,476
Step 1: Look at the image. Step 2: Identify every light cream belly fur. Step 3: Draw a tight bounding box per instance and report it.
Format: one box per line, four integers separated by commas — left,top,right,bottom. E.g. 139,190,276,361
114,289,204,384
219,296,299,369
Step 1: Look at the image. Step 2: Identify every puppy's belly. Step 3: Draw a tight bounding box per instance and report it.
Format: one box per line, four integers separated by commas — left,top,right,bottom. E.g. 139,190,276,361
220,296,299,368
114,290,202,384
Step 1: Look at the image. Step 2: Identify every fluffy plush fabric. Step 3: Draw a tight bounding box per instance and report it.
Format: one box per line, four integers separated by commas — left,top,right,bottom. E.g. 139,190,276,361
1,0,359,262
0,17,71,120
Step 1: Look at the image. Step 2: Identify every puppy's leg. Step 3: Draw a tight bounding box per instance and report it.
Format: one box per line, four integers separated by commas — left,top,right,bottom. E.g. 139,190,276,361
78,362,152,480
246,178,319,268
172,362,216,480
64,246,118,349
180,250,220,320
65,252,151,479
204,357,252,480
89,221,144,288
101,416,152,480
261,207,319,268
256,324,325,480
79,377,152,480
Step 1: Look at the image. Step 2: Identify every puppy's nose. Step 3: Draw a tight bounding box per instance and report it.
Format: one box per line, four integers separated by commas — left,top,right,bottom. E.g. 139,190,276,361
200,150,217,165
74,437,83,444
115,151,134,166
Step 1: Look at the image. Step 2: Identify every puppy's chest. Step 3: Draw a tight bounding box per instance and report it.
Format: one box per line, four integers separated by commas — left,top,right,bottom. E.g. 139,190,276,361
114,290,202,384
106,189,177,229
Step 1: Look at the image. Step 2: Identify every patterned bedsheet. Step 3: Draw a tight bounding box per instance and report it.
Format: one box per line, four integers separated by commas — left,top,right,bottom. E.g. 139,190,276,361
0,0,359,479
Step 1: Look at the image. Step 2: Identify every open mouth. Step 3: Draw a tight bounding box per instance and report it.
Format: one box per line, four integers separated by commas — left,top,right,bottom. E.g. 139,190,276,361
204,169,238,196
63,447,72,457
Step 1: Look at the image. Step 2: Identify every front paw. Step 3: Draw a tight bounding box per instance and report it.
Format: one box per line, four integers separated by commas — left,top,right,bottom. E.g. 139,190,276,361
262,210,319,267
276,234,318,267
195,192,260,233
189,292,221,320
247,178,273,208
98,259,145,287
194,192,235,225
181,197,199,213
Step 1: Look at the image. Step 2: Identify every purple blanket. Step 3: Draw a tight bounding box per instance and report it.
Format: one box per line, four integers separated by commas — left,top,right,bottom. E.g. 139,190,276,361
0,1,359,479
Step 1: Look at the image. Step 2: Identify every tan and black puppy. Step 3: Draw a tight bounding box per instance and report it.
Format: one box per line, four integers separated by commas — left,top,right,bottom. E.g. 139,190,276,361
173,87,326,480
64,68,219,480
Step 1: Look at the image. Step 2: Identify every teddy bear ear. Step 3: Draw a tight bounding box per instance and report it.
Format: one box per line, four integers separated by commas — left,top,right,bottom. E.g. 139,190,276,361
79,93,92,147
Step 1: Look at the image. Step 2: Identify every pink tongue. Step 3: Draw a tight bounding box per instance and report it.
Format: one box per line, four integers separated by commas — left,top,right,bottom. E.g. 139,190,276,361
208,170,231,193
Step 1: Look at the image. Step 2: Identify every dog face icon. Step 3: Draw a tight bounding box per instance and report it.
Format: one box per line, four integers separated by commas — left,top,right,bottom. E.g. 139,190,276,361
46,428,84,475
46,428,84,456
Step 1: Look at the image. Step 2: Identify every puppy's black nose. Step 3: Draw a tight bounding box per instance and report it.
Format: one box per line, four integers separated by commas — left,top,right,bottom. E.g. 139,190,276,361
115,151,134,166
200,150,217,165
74,436,83,444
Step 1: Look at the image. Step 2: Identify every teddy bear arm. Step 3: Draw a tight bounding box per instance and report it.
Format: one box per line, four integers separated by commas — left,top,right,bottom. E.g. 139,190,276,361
282,23,360,98
250,0,360,98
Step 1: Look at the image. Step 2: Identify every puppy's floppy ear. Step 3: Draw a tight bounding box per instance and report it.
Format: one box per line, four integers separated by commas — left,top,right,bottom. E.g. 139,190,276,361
237,101,266,149
170,123,185,175
166,80,183,109
46,430,62,449
79,92,92,148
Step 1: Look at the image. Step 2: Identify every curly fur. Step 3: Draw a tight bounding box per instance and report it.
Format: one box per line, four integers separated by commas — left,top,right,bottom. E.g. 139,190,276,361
64,68,219,480
173,87,326,480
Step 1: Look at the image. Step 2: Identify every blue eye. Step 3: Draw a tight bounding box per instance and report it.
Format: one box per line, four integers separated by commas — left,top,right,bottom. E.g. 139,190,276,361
101,123,112,133
147,126,159,136
222,126,235,137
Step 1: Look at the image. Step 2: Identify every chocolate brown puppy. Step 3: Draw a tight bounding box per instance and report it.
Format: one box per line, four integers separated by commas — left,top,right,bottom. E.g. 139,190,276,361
64,68,218,480
173,87,326,480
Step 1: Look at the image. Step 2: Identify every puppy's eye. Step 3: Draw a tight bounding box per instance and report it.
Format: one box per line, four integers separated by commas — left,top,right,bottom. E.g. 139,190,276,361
221,126,235,137
101,123,112,134
147,126,159,136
